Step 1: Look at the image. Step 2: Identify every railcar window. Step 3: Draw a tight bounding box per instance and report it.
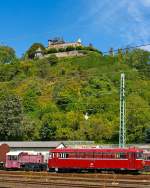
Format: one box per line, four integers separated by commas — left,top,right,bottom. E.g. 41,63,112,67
115,153,127,159
119,153,127,159
58,153,69,158
102,153,114,159
136,152,143,159
85,152,94,158
94,152,103,158
8,155,18,160
49,153,52,158
68,152,76,158
77,152,85,158
145,155,150,160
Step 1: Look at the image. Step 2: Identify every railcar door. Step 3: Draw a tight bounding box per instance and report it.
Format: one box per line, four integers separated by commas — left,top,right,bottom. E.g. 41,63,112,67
128,152,136,170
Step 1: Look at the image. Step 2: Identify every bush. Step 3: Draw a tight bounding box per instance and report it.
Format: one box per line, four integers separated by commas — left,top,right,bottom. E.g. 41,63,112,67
76,46,84,50
58,48,66,52
46,48,58,54
66,46,76,51
47,54,58,66
36,59,51,78
0,45,16,64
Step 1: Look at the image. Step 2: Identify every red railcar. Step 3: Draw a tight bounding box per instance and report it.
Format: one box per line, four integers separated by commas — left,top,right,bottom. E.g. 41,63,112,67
144,151,150,171
48,148,144,172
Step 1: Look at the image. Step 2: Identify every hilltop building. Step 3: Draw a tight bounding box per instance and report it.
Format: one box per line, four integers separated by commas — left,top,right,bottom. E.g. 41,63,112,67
34,47,43,58
48,37,82,49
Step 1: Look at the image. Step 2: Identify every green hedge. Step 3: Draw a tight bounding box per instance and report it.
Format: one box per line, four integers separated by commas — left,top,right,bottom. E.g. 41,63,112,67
45,45,102,54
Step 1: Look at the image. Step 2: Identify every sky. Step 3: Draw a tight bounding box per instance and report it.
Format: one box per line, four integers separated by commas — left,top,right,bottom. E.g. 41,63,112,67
0,0,150,56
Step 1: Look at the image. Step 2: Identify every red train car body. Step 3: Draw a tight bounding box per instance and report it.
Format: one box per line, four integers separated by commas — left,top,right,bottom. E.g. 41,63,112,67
144,151,150,171
48,148,144,172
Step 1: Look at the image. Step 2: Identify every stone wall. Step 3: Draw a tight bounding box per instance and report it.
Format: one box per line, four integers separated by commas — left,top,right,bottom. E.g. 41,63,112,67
45,50,84,58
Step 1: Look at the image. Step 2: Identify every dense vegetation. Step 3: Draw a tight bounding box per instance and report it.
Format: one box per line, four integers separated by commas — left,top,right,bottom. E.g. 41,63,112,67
0,45,150,143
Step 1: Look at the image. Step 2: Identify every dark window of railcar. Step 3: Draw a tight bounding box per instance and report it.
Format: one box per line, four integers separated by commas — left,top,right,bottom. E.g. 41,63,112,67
102,152,113,159
59,153,77,159
94,152,103,158
119,152,127,159
62,153,69,158
145,155,150,160
85,152,94,158
68,152,76,158
136,152,143,159
9,155,18,160
115,153,127,159
77,152,86,158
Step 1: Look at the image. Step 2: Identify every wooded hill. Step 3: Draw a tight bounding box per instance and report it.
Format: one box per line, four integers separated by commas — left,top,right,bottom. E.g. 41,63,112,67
0,45,150,143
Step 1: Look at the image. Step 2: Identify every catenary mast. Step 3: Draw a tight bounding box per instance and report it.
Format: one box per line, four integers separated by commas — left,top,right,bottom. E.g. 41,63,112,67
119,73,126,148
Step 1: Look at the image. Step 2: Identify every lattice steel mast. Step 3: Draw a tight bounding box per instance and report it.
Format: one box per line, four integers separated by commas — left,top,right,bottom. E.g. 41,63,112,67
119,73,126,148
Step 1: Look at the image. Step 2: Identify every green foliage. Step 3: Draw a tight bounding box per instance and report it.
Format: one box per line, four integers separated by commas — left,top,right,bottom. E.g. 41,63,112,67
66,46,76,51
0,93,23,140
76,46,84,50
23,89,38,112
46,54,58,65
58,48,66,52
35,59,51,78
26,43,45,59
0,46,16,64
145,128,150,143
0,46,150,143
46,48,58,54
0,62,20,81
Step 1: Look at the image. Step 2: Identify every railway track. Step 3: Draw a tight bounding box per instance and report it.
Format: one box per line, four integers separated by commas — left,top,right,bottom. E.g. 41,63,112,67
0,171,149,188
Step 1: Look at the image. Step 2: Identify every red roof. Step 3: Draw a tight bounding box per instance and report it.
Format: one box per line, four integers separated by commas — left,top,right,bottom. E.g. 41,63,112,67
50,148,143,153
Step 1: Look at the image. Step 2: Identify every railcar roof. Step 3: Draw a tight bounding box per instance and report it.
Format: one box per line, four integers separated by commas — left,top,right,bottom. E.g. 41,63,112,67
49,148,143,153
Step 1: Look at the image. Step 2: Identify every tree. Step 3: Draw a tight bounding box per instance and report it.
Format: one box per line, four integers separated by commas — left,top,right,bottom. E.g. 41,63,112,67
40,123,57,140
126,95,150,143
0,94,23,140
26,43,45,59
39,114,57,140
118,48,123,63
145,128,150,143
0,45,16,64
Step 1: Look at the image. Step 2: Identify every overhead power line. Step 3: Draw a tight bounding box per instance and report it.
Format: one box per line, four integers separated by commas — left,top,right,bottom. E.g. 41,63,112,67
102,43,150,54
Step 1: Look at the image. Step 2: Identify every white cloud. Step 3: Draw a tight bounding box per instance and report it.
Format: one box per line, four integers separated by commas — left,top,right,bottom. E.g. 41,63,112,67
140,45,150,52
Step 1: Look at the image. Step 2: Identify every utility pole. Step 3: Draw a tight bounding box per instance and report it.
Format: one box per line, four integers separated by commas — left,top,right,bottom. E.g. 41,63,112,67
119,73,126,148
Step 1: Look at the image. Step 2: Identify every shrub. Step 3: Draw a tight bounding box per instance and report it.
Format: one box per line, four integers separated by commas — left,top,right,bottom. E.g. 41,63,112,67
66,46,76,51
47,54,58,66
76,46,84,50
0,45,16,64
46,48,58,54
58,48,66,52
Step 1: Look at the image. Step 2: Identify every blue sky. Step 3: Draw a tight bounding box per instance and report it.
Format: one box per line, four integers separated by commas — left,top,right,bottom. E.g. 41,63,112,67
0,0,150,56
